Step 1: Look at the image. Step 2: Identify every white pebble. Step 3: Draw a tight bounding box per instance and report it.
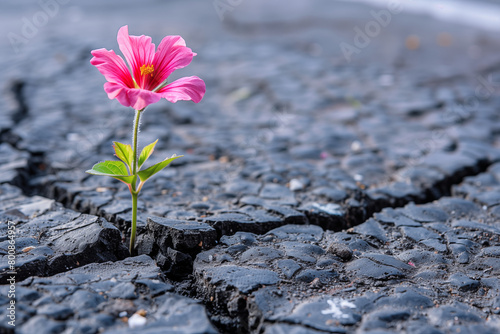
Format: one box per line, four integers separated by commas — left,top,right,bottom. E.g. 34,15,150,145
351,141,362,152
128,313,147,328
289,179,304,191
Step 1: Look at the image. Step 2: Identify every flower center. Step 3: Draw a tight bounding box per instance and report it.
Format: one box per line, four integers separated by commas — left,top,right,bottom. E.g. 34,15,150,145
140,64,154,77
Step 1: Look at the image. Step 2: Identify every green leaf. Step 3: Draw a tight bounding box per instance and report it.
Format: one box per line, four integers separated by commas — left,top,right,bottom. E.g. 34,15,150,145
86,160,134,184
137,154,183,182
113,141,133,171
138,139,158,169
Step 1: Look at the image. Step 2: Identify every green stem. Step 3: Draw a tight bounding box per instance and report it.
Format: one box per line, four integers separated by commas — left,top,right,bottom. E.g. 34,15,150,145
132,109,142,177
129,192,138,254
129,109,142,255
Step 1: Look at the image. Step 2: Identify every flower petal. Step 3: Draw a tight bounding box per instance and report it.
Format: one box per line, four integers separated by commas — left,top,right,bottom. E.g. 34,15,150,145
104,82,162,110
90,48,134,88
117,25,156,89
127,89,162,110
147,36,196,90
158,76,206,103
104,82,131,107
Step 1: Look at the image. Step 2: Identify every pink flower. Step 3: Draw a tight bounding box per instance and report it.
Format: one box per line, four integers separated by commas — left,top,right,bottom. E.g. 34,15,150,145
90,25,205,110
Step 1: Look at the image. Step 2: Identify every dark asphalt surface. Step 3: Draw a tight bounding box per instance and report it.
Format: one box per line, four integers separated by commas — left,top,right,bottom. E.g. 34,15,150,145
1,1,500,333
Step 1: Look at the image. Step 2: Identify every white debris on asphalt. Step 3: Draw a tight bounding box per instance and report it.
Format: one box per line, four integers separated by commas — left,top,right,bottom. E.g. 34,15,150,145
128,313,147,328
321,298,357,319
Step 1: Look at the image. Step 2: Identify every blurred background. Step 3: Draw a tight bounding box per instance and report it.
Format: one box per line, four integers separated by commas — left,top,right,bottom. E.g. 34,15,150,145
2,0,500,72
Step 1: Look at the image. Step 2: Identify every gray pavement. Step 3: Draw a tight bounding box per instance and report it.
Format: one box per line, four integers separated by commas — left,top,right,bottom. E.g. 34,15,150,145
1,0,500,333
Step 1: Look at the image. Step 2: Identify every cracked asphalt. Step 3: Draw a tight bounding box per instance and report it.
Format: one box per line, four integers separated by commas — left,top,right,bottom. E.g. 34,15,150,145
1,0,500,333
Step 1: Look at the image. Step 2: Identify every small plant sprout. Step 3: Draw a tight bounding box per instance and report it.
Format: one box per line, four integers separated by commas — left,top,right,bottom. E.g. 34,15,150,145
87,25,206,254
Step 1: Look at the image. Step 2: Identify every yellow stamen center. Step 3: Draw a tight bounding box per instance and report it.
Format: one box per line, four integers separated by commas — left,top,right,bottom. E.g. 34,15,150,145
140,64,154,77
